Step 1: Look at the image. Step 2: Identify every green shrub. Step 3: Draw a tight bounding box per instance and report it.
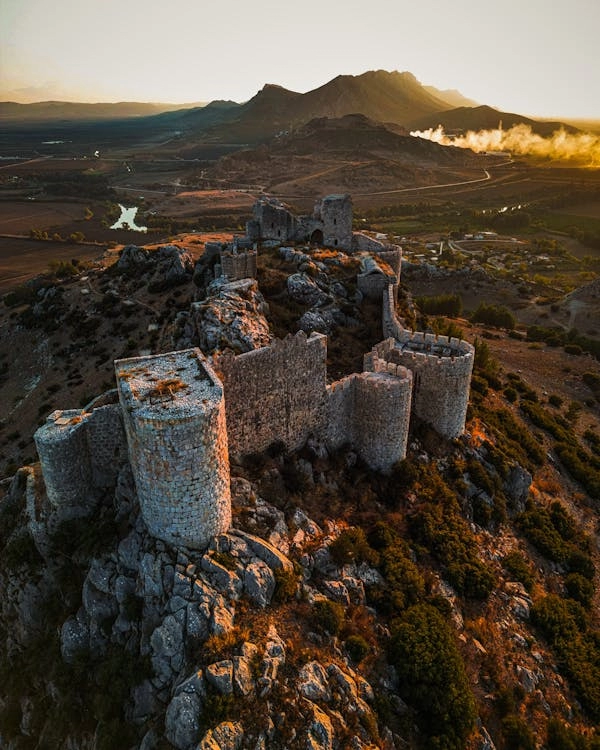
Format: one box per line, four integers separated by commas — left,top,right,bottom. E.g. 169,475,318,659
565,573,595,608
472,303,516,330
410,497,496,599
272,567,298,603
329,527,379,567
312,599,345,636
582,371,600,399
502,551,534,591
502,714,536,750
504,386,518,403
389,604,476,749
416,294,463,317
345,634,370,663
547,718,600,750
555,443,600,501
564,344,583,355
533,595,600,721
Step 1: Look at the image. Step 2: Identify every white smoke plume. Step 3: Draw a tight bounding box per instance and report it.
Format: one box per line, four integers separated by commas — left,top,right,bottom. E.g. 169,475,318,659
410,123,600,166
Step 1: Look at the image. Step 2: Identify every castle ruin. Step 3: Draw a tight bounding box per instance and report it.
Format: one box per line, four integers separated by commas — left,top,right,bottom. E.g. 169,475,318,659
32,194,474,552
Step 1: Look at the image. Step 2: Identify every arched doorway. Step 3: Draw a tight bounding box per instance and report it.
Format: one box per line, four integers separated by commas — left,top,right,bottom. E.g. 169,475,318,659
310,229,323,245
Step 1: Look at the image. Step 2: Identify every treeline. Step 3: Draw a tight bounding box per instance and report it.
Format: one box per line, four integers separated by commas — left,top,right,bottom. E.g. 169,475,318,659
527,325,600,360
30,171,115,200
472,303,516,329
416,293,462,316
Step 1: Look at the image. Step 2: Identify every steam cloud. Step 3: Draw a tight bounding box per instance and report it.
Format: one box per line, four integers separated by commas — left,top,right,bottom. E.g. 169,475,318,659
410,123,600,166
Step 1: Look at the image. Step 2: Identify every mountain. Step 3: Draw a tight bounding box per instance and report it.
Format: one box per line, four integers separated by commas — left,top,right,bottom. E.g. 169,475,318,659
0,100,207,123
423,85,479,108
205,70,452,143
408,104,577,137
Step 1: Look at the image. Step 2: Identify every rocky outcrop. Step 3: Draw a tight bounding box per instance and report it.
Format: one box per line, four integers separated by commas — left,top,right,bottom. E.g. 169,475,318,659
117,244,194,285
184,278,271,353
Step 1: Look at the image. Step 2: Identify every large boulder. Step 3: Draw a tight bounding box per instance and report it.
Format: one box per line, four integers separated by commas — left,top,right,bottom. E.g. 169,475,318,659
198,721,244,750
243,560,275,608
165,691,202,750
187,279,271,353
287,273,329,307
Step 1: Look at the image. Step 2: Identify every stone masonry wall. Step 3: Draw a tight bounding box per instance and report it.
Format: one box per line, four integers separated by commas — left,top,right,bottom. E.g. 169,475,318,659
382,284,404,340
84,403,127,490
367,335,474,439
253,200,296,242
220,250,257,282
34,410,95,525
319,194,353,250
215,331,328,457
326,370,412,472
116,350,231,550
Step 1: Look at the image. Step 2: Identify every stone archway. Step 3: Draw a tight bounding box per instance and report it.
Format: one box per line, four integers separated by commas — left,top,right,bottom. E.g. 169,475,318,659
310,229,323,245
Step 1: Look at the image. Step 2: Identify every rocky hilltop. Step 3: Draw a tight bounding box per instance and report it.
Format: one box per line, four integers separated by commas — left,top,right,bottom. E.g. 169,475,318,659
0,227,599,750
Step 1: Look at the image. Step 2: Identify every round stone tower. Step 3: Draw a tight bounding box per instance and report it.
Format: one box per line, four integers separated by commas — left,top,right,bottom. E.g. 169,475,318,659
116,349,231,550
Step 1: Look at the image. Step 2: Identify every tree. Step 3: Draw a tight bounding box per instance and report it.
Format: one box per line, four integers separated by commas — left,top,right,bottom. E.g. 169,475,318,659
389,604,476,748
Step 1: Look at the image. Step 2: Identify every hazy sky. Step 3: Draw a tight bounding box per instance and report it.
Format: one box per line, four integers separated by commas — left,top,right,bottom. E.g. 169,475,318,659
1,0,598,118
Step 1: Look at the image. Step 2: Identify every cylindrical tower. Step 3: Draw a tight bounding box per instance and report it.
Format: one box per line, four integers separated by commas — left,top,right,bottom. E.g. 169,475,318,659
34,409,94,525
116,349,231,550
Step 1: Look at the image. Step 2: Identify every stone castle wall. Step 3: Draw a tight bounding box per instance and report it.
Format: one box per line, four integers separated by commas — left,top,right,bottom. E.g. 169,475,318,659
215,331,328,457
366,334,474,438
34,396,128,527
34,411,95,525
327,370,412,472
250,200,296,242
83,393,128,490
220,250,257,282
382,283,404,340
318,194,353,249
116,350,231,550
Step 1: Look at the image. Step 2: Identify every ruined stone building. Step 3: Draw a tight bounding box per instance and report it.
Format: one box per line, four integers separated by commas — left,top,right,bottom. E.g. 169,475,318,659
32,194,474,553
247,194,353,249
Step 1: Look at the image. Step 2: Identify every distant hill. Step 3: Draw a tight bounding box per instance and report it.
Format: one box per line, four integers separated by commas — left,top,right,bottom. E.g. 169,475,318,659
206,113,488,197
0,100,207,122
408,104,576,137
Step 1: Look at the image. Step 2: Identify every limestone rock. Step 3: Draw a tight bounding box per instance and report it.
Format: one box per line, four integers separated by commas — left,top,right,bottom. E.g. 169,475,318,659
117,530,142,572
516,664,540,693
287,273,329,307
130,679,160,725
140,552,165,599
210,593,235,635
321,580,350,605
117,244,149,270
298,661,332,702
243,560,275,608
188,278,271,353
205,660,234,695
155,244,194,283
305,701,334,750
60,610,89,663
232,655,255,696
504,464,532,514
200,554,243,599
198,721,244,750
164,691,202,750
299,310,336,335
82,577,118,625
231,529,294,573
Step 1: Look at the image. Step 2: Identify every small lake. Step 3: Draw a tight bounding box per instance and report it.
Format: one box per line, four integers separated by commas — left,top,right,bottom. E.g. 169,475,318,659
110,204,147,232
